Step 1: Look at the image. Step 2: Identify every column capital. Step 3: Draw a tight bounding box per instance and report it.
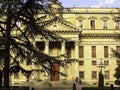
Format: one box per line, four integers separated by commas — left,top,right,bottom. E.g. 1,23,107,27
75,41,79,45
61,41,66,45
45,40,49,45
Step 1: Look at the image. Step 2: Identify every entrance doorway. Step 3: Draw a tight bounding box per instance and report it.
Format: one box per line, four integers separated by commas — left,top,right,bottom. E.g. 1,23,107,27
50,64,60,81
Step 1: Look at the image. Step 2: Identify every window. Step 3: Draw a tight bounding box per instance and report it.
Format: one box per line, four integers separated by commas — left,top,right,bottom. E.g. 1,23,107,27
79,61,84,66
115,20,119,29
104,61,109,65
79,71,84,79
92,71,97,79
104,71,109,79
104,46,108,58
90,20,95,29
92,46,96,58
92,61,97,65
116,46,120,53
78,20,83,28
79,46,84,58
103,20,107,29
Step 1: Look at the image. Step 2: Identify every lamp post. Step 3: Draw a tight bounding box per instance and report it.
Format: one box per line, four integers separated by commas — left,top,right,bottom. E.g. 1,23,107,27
98,58,106,72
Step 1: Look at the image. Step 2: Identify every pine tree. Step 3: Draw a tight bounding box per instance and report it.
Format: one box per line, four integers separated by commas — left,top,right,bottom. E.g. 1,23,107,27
114,64,120,85
98,70,104,87
0,0,71,88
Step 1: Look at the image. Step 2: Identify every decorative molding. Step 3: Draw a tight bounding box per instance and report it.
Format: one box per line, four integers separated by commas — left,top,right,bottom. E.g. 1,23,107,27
88,16,98,20
57,18,81,31
100,16,110,20
113,16,120,21
62,8,120,14
80,33,119,39
53,30,81,34
80,41,120,45
76,16,85,20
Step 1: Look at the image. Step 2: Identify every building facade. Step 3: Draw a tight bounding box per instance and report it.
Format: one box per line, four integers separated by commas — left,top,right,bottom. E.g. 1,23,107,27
9,7,120,86
35,7,120,86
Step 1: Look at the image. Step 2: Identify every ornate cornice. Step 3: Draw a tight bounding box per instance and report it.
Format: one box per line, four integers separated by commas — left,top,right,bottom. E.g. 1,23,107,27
80,41,120,45
62,8,120,14
80,33,119,39
63,11,119,14
76,16,85,20
53,30,81,34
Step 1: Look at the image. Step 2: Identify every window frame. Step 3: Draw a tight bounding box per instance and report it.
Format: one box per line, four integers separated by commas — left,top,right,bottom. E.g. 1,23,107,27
92,71,97,79
77,20,83,28
104,46,109,58
92,46,96,58
90,20,95,29
79,46,84,58
103,20,108,29
79,71,84,79
104,71,110,79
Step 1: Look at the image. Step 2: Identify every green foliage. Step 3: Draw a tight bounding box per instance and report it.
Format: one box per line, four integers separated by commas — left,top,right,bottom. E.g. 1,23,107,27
0,0,70,88
115,79,120,86
111,42,120,86
98,71,104,87
114,64,120,79
114,64,120,85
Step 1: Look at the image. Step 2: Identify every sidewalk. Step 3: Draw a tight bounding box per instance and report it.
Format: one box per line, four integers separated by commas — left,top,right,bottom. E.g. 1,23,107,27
23,81,93,90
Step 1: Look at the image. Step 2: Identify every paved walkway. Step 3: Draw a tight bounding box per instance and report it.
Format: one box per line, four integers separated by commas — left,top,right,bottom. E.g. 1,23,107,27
20,81,93,90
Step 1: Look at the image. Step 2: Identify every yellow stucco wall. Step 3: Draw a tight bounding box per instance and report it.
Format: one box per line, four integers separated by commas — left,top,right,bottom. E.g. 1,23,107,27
11,7,120,86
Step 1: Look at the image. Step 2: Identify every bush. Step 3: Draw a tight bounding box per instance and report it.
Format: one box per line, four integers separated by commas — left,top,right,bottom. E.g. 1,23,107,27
98,71,104,87
115,79,120,85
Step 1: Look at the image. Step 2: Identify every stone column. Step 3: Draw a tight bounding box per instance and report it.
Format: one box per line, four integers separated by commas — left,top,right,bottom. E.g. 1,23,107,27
61,41,66,80
45,40,49,55
74,41,79,80
61,41,66,55
75,41,79,59
44,40,49,79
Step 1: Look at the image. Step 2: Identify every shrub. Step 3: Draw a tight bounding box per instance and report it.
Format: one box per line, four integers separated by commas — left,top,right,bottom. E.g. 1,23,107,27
98,71,104,87
115,79,120,85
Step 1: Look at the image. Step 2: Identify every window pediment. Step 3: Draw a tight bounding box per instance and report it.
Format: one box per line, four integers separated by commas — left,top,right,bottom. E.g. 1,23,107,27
88,16,97,20
113,16,120,21
100,16,109,20
76,16,85,20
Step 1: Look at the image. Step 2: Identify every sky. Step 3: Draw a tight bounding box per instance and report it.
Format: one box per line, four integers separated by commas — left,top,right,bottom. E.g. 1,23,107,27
59,0,120,8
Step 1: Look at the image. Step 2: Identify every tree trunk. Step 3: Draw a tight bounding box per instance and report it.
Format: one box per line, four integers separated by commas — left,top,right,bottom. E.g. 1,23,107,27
3,6,11,88
0,70,2,87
